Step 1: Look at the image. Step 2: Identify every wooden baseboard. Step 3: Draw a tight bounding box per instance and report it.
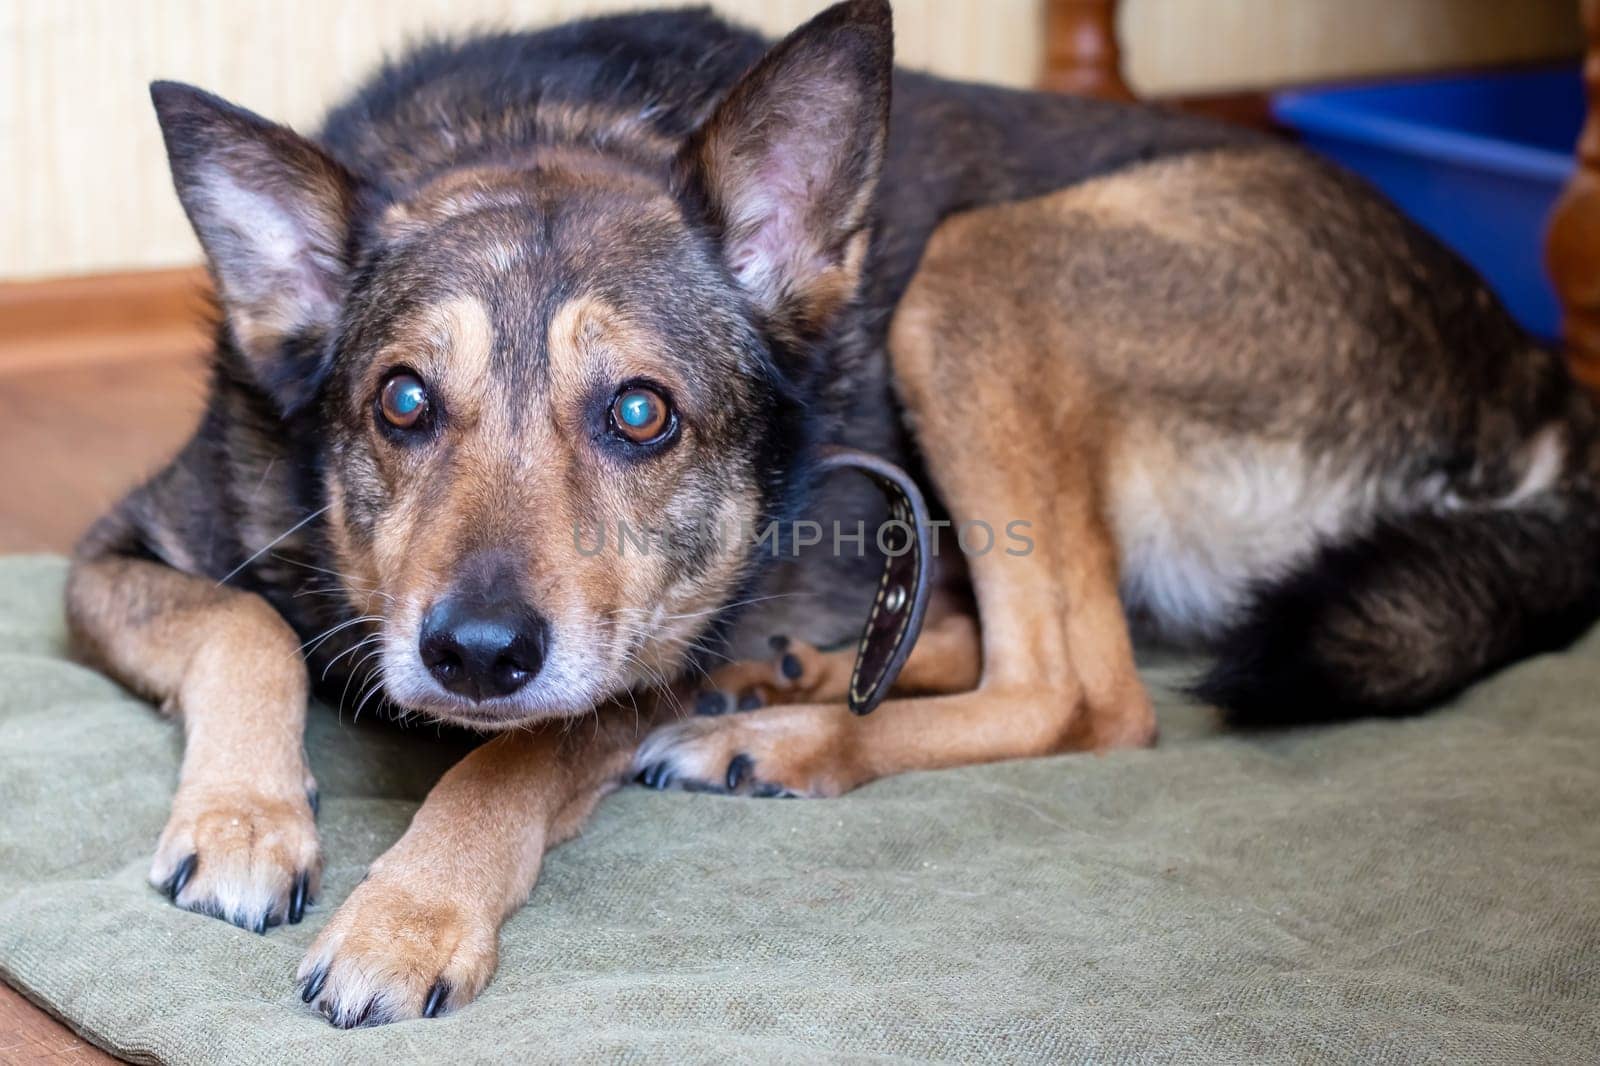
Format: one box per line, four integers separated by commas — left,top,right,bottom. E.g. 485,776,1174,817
0,266,212,376
1160,90,1279,130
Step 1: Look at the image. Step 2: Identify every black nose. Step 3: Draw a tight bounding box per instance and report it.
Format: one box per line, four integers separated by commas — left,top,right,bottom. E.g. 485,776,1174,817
418,597,548,701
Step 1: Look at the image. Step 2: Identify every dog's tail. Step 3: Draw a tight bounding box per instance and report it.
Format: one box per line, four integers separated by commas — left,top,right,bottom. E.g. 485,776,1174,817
1194,492,1600,725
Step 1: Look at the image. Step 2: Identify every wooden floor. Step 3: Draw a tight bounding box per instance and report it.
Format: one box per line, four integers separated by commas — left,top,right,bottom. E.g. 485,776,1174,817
0,271,210,1063
0,988,118,1066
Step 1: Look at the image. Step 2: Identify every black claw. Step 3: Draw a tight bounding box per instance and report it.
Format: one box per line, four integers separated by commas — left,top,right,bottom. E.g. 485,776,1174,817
289,873,308,924
779,652,803,681
341,998,377,1030
737,691,764,712
165,854,198,899
306,788,320,817
637,761,673,790
695,691,728,716
252,911,271,935
752,782,797,799
300,966,327,1004
768,634,790,653
423,980,450,1019
190,898,225,921
726,753,754,792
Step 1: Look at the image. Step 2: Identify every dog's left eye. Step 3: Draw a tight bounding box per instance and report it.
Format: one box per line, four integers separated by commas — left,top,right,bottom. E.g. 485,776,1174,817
609,385,674,445
379,371,430,431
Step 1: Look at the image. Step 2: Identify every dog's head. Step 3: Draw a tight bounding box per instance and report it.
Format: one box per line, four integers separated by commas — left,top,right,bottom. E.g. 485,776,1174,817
151,1,892,727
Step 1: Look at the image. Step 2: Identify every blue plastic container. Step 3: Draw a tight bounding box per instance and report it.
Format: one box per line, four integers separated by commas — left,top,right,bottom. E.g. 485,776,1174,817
1273,67,1581,340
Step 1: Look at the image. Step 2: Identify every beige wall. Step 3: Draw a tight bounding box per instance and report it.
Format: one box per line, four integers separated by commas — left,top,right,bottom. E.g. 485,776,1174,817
1,0,1580,280
1123,0,1580,97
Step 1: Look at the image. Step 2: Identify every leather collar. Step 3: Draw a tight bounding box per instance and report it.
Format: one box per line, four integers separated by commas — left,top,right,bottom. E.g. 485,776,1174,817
812,447,933,715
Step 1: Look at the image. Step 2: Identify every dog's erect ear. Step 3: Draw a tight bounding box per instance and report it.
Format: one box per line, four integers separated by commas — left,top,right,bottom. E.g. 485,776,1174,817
678,0,892,342
151,81,356,412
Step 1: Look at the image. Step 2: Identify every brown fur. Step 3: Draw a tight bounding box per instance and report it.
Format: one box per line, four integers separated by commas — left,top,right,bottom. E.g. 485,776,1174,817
295,710,646,1026
67,557,320,926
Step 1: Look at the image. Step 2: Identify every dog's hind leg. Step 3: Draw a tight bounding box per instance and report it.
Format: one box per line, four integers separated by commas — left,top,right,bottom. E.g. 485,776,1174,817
633,248,1155,797
67,551,321,931
632,484,1151,796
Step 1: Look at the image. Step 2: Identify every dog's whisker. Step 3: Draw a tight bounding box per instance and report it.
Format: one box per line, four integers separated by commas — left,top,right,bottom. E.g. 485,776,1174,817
275,557,396,624
299,614,383,657
351,662,389,723
214,506,330,587
659,591,808,621
345,649,390,720
612,645,683,719
338,643,388,709
274,554,395,603
322,631,385,681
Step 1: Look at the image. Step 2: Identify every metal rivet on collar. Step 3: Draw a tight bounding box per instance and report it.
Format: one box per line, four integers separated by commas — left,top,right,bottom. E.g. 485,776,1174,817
883,583,907,614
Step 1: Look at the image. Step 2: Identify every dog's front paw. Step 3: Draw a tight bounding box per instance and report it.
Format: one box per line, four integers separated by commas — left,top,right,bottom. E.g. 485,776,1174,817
634,704,857,798
151,781,320,932
297,875,497,1027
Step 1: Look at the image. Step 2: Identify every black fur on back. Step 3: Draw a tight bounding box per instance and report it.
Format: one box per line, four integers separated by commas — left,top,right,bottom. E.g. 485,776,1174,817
1197,494,1600,725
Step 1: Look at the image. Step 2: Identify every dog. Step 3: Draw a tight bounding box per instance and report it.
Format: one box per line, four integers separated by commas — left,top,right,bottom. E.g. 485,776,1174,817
66,0,1600,1027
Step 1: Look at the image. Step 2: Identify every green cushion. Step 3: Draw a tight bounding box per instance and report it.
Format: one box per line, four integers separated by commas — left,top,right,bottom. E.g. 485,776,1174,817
2,555,1596,1063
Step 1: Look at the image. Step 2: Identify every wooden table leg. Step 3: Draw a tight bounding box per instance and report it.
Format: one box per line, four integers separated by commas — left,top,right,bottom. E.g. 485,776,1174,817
1040,0,1134,100
1547,0,1600,389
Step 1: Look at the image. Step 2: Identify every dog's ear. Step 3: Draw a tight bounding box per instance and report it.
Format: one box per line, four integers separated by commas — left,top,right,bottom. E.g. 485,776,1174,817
151,81,356,412
677,0,892,342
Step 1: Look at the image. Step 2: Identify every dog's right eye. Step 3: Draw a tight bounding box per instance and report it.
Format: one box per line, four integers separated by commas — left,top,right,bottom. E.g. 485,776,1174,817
608,384,676,447
378,371,430,431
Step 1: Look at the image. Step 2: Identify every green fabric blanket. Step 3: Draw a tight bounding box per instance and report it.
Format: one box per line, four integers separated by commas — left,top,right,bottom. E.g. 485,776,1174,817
1,555,1596,1064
